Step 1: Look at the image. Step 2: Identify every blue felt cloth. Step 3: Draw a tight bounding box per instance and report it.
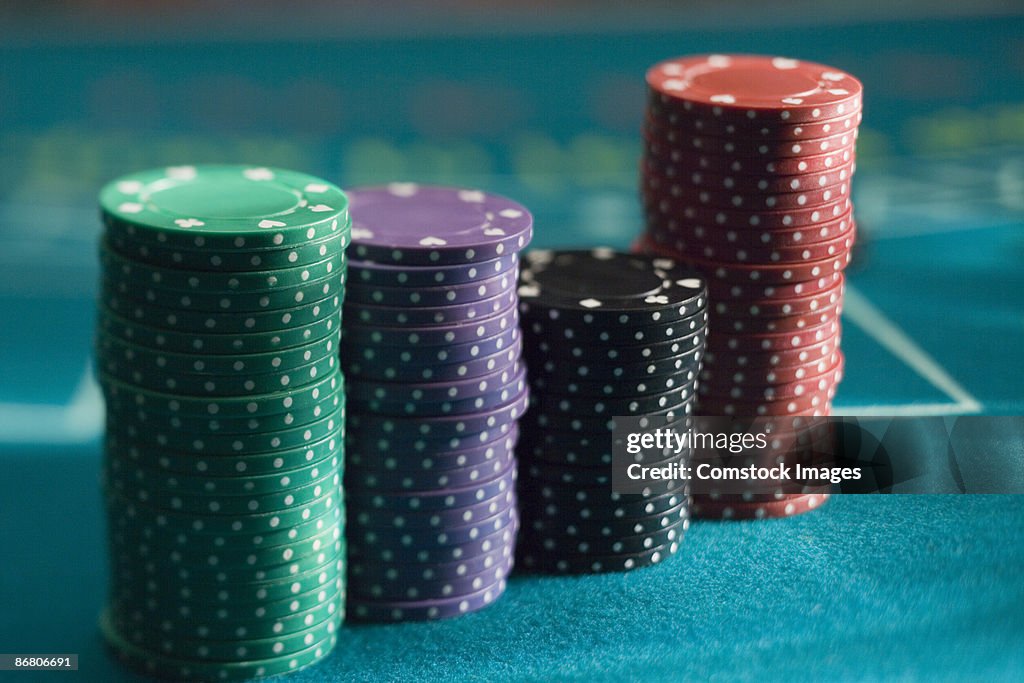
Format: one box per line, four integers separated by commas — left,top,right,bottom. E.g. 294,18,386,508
1,444,1022,682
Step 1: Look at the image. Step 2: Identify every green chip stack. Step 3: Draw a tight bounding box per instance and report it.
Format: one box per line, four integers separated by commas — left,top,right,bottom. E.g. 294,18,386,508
95,165,350,681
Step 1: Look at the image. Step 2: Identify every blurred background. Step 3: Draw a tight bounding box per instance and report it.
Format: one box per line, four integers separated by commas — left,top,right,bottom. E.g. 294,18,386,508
1,2,1023,437
1,3,1024,680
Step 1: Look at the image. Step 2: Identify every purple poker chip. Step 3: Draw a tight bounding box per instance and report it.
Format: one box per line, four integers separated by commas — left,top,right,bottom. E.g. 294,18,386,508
347,425,519,468
345,338,523,383
348,360,522,406
349,488,516,531
347,421,519,462
346,428,520,475
349,553,514,602
347,387,529,442
347,460,516,512
341,326,520,367
348,542,513,584
346,577,508,623
348,516,518,565
347,184,533,266
351,365,528,418
342,305,519,347
344,288,517,327
350,253,519,288
349,502,518,548
346,269,516,307
346,446,516,491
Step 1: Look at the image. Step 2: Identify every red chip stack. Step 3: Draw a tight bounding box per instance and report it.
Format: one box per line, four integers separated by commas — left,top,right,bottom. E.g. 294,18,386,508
637,54,862,519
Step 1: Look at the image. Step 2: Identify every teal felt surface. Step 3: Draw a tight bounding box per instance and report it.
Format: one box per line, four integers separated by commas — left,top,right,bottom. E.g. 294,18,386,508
2,444,1022,682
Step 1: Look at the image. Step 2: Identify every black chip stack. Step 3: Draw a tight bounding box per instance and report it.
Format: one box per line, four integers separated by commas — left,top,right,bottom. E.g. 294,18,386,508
515,249,708,573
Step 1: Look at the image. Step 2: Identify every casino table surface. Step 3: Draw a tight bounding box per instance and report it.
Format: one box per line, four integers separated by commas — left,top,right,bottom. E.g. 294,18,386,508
1,9,1023,682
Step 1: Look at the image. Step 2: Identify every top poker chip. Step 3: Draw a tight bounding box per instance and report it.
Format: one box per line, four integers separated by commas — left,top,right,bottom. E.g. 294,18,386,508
518,248,706,324
647,54,862,124
347,183,533,266
100,165,350,249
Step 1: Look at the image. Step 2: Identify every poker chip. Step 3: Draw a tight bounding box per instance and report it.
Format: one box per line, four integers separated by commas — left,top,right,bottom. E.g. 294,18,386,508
692,492,830,519
347,183,532,265
639,55,861,521
646,54,863,124
97,165,349,679
514,249,705,573
340,184,531,622
646,157,857,195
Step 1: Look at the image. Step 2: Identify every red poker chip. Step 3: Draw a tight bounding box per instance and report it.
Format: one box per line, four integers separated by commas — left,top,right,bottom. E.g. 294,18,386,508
709,303,840,335
701,349,843,385
646,224,856,265
703,332,841,370
644,213,856,251
644,141,856,176
710,276,844,317
638,235,847,296
644,192,851,230
691,493,830,519
644,156,856,195
645,54,862,124
697,386,835,416
678,251,851,285
714,318,839,352
645,105,862,141
643,167,850,211
698,363,843,401
637,235,851,285
644,120,858,159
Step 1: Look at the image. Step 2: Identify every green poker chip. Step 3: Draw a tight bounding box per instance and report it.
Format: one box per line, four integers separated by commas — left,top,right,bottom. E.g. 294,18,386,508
106,228,349,273
109,556,344,606
99,165,350,249
108,581,344,641
96,333,337,377
104,288,344,333
101,272,345,316
109,517,343,570
104,463,342,516
108,499,344,554
104,428,344,478
108,604,341,662
105,485,344,537
106,407,343,455
99,243,346,293
97,350,338,396
100,608,339,681
97,164,352,674
101,394,343,436
97,307,341,355
99,368,343,418
117,537,346,585
106,451,343,497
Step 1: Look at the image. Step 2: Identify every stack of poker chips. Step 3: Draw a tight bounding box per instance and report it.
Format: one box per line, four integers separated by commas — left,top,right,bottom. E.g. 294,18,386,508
638,54,861,519
339,184,532,622
95,165,349,680
515,249,708,573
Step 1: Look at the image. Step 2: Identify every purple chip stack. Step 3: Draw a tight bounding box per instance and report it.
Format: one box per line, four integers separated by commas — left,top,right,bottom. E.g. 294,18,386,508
339,183,533,622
